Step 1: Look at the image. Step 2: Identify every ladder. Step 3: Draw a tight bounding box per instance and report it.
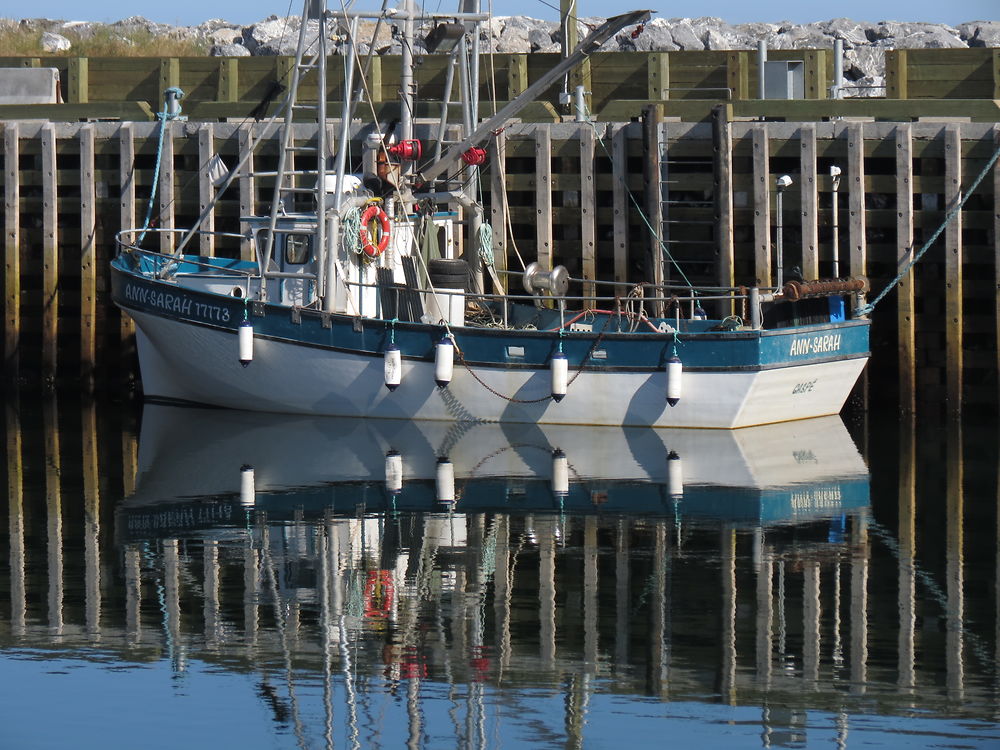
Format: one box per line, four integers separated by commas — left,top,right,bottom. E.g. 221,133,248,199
656,120,717,288
258,0,329,298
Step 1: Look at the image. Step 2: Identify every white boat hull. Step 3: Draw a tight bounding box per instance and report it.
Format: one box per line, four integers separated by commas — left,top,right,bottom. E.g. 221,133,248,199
131,310,866,428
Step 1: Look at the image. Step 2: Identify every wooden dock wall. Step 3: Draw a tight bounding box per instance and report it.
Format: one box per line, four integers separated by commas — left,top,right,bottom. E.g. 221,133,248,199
0,118,997,412
1,48,999,120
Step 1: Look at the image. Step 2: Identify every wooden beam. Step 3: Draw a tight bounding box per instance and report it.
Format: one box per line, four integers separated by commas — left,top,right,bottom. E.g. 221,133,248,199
993,50,1000,101
239,124,255,262
944,124,963,413
159,57,180,94
119,123,136,371
579,124,596,301
4,123,20,380
643,105,663,305
647,53,669,100
896,124,916,414
995,126,1000,406
800,124,819,279
752,124,772,287
507,54,528,99
847,123,867,279
216,58,239,102
159,122,175,255
713,105,734,306
68,57,88,103
887,50,908,99
612,123,629,284
41,122,58,385
489,128,508,282
198,124,216,257
80,124,97,392
535,126,553,269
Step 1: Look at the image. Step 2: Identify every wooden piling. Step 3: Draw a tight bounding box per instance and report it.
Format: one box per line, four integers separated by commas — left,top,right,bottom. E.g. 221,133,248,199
643,106,664,302
41,122,58,384
800,124,819,279
4,123,19,379
713,106,735,304
239,124,255,262
159,122,176,255
198,124,216,257
80,125,97,391
43,397,63,633
579,124,596,301
996,126,1000,403
6,400,25,636
752,124,772,287
82,400,101,635
847,123,867,279
898,416,917,688
945,420,964,696
612,123,629,284
534,126,553,270
896,125,916,413
119,123,136,370
489,128,508,284
944,125,963,412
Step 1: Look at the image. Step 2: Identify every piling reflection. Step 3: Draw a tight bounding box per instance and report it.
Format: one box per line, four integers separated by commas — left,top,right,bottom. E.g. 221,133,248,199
2,397,998,748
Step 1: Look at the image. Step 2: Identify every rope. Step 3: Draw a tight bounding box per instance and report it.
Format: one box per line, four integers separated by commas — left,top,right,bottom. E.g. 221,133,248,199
342,206,362,255
478,222,494,266
137,92,185,245
856,139,1000,317
452,311,613,403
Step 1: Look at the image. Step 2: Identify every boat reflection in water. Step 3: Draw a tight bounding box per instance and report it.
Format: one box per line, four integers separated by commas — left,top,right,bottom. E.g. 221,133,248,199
125,405,869,527
110,406,886,745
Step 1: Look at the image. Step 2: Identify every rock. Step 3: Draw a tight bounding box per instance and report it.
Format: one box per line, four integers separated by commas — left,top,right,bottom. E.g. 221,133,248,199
957,21,1000,47
670,21,705,50
40,31,71,53
894,28,966,49
617,18,677,52
210,43,250,56
844,46,886,82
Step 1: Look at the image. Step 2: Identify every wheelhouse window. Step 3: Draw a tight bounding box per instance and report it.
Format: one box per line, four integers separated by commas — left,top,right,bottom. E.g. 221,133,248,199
285,234,312,265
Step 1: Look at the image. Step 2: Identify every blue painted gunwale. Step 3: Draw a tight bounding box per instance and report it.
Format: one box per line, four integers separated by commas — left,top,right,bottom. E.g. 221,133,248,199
111,254,870,373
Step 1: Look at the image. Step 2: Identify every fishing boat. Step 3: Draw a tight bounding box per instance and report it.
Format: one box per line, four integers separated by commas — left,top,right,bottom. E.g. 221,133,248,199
110,2,870,428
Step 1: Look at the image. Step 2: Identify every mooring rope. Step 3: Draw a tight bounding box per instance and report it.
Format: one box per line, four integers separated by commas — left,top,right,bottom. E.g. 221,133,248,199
856,139,1000,317
137,90,185,245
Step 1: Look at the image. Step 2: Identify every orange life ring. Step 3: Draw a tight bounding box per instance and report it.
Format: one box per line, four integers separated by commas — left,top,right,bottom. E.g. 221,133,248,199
359,204,391,258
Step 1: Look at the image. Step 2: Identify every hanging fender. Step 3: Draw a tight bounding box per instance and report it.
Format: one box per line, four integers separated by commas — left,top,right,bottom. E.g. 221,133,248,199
359,204,391,257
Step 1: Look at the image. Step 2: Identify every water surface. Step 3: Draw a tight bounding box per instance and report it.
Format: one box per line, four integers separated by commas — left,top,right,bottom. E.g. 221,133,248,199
1,398,997,748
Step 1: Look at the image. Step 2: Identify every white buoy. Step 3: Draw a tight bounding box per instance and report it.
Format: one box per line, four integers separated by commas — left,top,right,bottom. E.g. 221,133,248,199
434,335,454,388
384,343,401,391
551,449,569,498
238,320,254,367
436,457,455,505
240,464,256,507
666,355,683,406
550,350,568,402
667,450,683,498
385,450,403,495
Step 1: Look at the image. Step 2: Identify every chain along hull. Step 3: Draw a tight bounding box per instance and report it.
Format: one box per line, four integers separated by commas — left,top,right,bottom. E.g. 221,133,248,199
123,298,868,428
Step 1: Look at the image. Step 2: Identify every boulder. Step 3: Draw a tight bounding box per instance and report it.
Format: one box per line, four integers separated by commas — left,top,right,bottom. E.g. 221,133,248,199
210,43,250,56
894,28,966,49
618,18,679,52
956,21,1000,47
40,31,71,53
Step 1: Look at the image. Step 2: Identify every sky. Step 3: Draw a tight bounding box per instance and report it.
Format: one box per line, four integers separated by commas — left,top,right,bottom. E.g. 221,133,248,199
10,0,995,27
